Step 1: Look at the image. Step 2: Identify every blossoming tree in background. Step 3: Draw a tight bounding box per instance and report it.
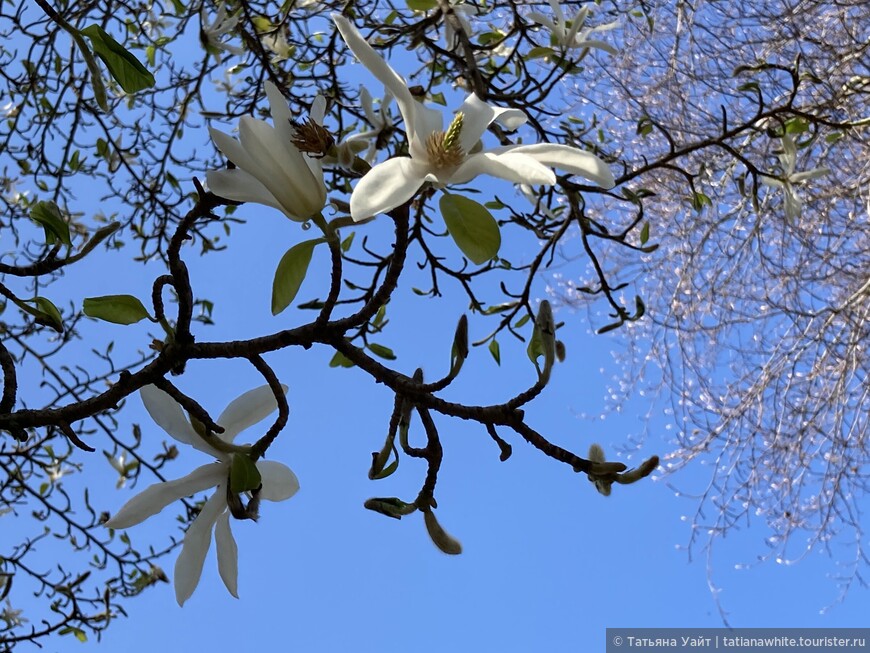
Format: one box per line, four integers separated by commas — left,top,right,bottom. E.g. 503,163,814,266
0,0,867,647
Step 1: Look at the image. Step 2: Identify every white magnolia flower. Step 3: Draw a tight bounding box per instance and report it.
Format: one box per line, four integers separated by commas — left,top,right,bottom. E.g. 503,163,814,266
441,1,479,49
302,95,368,168
201,4,245,56
261,32,294,63
345,86,395,163
332,14,615,222
760,134,830,220
105,385,300,606
207,81,327,222
1,600,26,628
528,1,618,53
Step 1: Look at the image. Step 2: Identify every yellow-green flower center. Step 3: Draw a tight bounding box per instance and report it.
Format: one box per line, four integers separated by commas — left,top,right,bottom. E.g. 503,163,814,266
426,112,465,168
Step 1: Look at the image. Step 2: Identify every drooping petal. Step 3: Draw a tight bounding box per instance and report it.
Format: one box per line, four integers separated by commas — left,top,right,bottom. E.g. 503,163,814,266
783,185,803,219
256,461,300,501
215,384,288,442
175,489,227,606
105,463,225,529
503,143,616,188
451,151,557,186
759,175,785,189
206,169,287,215
215,510,239,598
575,38,618,55
527,11,557,33
140,385,209,451
350,157,429,221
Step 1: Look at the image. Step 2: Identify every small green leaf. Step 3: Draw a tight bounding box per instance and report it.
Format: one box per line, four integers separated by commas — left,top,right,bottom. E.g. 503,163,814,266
526,46,555,60
230,454,262,494
329,351,355,368
271,239,321,315
34,297,64,332
488,339,501,366
79,25,156,93
30,201,71,247
440,193,501,265
407,0,437,10
639,222,650,245
83,295,151,325
340,231,355,252
368,343,396,360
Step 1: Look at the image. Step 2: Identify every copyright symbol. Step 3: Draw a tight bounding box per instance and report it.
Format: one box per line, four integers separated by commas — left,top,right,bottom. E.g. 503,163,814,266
613,636,623,646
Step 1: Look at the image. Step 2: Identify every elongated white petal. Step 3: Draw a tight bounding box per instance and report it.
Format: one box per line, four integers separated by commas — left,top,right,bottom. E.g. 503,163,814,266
547,0,565,23
575,38,618,55
790,167,830,184
140,385,215,455
257,461,300,501
310,95,327,124
209,125,260,173
527,12,557,32
175,490,226,606
216,384,288,442
105,463,225,529
451,151,556,186
264,81,292,128
784,186,803,219
503,143,616,188
760,175,785,189
780,134,797,173
350,157,428,221
215,511,239,598
206,169,287,215
564,6,590,48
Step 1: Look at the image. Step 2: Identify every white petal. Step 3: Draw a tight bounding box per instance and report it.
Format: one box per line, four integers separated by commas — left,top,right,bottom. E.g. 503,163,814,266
350,157,428,221
359,86,376,123
527,11,557,32
455,94,528,154
264,81,292,128
547,0,565,24
140,385,217,455
760,175,785,189
784,186,803,219
574,38,618,55
310,95,327,125
216,384,288,442
209,125,260,173
257,461,300,501
503,143,616,188
206,169,288,216
215,511,239,598
332,15,419,139
790,167,830,184
105,463,225,529
564,6,590,48
175,490,226,606
451,151,556,186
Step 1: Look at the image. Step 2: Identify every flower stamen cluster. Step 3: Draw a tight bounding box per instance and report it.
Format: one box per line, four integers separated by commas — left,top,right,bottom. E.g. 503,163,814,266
291,118,336,157
426,112,465,168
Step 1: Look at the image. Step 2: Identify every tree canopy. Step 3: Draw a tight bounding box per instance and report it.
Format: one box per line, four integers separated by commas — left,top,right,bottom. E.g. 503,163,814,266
1,0,868,647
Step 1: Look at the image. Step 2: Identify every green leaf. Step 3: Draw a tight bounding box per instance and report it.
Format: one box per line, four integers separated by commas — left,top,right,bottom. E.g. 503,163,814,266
340,231,355,252
407,0,437,10
440,193,501,265
30,201,71,247
83,295,151,325
34,297,64,332
79,25,156,93
526,46,555,60
329,351,355,368
271,239,321,315
639,222,650,245
230,454,262,494
488,339,501,366
368,343,397,360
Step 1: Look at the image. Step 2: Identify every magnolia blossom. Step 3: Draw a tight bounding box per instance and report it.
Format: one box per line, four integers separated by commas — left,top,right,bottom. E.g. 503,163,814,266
528,1,618,53
0,600,26,628
207,81,326,222
298,94,368,168
441,1,479,49
200,4,244,56
345,86,394,163
332,14,615,222
760,134,830,220
105,385,299,606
